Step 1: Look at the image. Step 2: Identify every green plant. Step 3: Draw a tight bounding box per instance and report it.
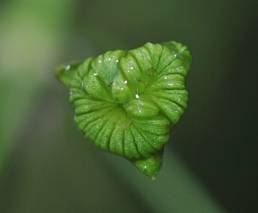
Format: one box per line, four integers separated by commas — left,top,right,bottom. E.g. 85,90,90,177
57,41,191,179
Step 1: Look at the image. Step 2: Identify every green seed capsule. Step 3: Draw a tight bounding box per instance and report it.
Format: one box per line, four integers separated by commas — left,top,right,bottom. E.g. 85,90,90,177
57,41,191,179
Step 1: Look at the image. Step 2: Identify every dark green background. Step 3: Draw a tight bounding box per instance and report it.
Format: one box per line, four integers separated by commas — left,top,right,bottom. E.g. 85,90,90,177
0,0,257,212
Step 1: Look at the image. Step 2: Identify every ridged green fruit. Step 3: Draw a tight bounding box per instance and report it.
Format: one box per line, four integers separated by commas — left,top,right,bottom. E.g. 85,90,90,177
57,41,191,179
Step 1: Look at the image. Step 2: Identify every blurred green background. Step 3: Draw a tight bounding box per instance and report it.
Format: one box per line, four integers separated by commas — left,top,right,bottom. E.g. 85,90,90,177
0,0,257,212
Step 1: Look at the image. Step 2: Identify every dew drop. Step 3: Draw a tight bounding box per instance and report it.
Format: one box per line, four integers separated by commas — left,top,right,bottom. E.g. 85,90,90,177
124,80,128,84
115,59,119,63
164,76,168,80
130,66,134,70
135,94,140,99
93,73,98,76
98,60,102,64
176,67,182,72
80,81,84,88
65,65,71,71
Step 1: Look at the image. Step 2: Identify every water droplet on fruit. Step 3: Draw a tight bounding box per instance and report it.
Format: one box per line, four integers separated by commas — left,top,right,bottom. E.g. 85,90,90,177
65,65,71,71
81,81,84,88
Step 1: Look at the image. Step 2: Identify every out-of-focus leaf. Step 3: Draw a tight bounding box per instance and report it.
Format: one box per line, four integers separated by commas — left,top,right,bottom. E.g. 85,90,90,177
106,151,226,213
0,0,74,172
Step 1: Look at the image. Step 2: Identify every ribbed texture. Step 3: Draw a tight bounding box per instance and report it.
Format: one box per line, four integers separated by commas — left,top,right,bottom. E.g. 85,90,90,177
58,41,191,178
